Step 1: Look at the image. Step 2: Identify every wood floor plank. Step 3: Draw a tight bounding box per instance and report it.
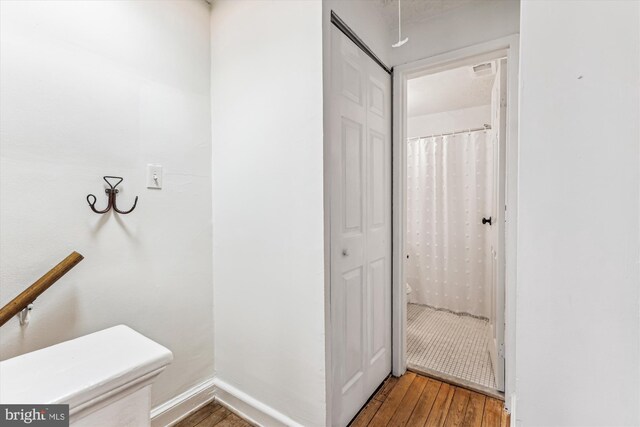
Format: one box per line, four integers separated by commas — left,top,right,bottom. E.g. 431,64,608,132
424,383,456,427
175,402,222,427
387,375,429,427
180,372,508,427
460,391,486,427
405,378,442,427
369,372,417,427
443,388,471,427
374,376,400,402
195,407,231,427
213,413,251,427
350,398,383,427
481,398,503,427
500,409,510,427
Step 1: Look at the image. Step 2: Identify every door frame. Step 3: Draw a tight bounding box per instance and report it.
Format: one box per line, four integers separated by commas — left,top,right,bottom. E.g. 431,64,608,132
391,35,520,411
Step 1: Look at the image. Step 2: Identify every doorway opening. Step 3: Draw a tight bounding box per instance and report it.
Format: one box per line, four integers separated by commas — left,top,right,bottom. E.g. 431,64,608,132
392,41,518,401
404,59,505,396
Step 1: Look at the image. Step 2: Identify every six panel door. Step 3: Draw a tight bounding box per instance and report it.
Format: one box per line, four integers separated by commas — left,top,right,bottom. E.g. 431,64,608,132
329,26,392,427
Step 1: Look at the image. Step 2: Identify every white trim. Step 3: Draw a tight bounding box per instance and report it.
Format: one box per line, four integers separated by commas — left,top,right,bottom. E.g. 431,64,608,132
73,369,165,424
503,35,520,412
509,393,517,426
392,62,407,378
321,4,334,425
487,323,498,382
212,378,303,427
150,378,215,427
391,34,520,410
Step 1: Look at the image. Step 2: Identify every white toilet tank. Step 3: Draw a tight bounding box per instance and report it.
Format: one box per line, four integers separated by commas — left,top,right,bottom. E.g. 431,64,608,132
0,325,173,426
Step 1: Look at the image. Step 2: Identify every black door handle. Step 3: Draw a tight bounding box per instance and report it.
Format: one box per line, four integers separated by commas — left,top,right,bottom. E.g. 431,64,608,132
482,217,492,225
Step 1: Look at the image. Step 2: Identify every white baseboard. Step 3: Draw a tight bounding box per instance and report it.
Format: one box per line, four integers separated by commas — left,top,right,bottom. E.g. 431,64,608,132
151,378,215,427
508,393,517,427
213,378,303,427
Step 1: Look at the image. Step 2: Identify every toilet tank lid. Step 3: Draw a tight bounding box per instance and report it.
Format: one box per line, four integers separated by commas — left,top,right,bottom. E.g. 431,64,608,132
0,325,173,408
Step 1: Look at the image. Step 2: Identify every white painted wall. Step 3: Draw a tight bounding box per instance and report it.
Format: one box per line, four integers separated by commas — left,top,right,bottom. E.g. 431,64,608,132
390,0,520,67
0,0,213,409
210,1,326,426
516,1,640,425
407,105,491,138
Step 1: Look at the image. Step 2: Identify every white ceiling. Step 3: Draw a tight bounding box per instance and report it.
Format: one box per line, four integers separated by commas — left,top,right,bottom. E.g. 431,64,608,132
407,64,494,116
377,0,479,28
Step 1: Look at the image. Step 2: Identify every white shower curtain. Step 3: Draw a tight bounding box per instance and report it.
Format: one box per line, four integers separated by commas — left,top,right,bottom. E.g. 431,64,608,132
406,131,494,318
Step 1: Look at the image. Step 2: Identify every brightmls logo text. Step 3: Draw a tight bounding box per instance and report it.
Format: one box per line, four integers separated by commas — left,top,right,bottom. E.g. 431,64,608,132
0,405,68,427
4,408,45,423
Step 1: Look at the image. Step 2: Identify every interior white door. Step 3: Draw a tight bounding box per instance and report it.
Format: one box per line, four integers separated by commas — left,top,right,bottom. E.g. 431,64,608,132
329,26,392,427
489,58,507,392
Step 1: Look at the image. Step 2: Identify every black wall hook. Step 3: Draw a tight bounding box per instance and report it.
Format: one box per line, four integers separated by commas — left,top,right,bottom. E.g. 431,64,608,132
87,176,138,214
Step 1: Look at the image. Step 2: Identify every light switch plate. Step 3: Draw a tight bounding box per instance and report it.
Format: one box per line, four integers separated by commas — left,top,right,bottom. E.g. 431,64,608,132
146,164,163,189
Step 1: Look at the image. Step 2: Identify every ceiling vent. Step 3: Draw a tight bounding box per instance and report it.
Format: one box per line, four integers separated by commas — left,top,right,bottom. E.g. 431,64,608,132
470,62,495,78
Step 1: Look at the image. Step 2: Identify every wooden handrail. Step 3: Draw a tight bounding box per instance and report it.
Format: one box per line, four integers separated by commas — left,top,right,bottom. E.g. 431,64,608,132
0,251,84,327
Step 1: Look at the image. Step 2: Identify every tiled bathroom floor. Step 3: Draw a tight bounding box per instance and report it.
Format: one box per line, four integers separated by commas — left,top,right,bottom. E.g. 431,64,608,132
407,303,497,390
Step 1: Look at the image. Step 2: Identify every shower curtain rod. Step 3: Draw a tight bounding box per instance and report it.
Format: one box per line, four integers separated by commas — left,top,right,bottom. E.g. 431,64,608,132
408,125,492,140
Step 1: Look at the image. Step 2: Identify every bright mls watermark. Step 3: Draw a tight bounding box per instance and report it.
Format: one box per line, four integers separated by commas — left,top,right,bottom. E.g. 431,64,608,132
0,405,68,426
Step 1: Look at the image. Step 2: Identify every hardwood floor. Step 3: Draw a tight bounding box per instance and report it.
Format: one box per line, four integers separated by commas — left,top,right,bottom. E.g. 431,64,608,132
174,402,253,427
349,372,510,427
174,372,508,427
